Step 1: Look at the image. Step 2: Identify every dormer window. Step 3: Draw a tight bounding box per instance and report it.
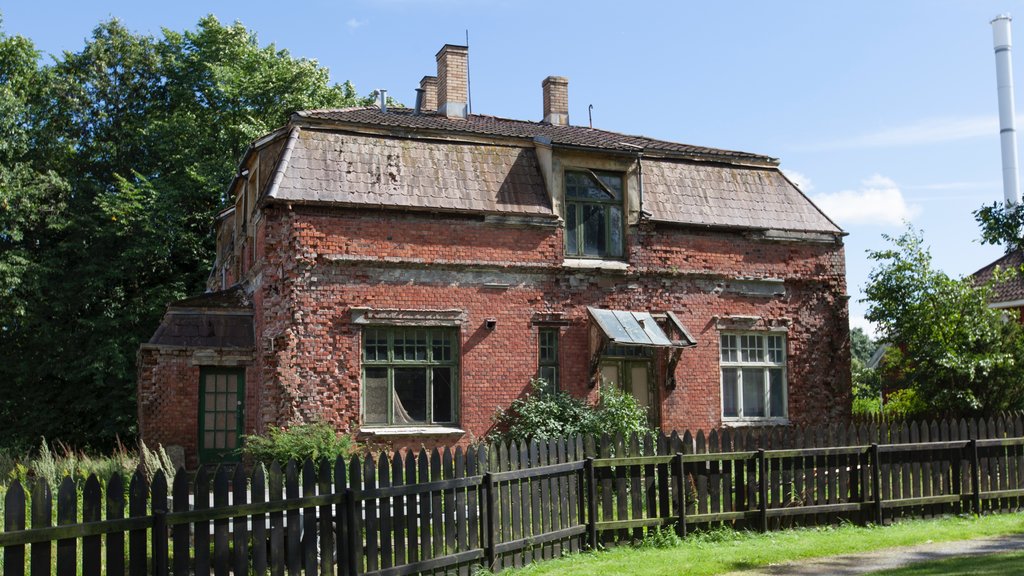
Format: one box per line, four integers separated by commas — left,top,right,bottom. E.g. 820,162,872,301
564,170,624,259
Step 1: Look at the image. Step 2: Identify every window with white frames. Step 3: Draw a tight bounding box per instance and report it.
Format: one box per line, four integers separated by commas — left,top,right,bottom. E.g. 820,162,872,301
720,333,787,420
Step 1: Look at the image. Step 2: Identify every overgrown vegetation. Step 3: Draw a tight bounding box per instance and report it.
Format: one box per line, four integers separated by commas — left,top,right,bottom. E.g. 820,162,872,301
240,421,354,466
0,13,377,452
490,380,653,444
863,226,1024,416
0,438,175,493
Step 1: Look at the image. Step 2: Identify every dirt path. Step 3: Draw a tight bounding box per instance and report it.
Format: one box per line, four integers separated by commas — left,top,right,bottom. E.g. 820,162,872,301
723,533,1024,575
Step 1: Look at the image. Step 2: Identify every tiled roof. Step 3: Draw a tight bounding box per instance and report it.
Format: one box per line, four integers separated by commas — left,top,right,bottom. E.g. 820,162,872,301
271,129,552,216
644,159,841,234
973,248,1024,303
296,107,776,165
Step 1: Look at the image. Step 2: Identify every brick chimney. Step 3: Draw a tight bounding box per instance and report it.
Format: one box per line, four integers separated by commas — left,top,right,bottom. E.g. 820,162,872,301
419,76,438,112
542,76,569,126
436,44,468,119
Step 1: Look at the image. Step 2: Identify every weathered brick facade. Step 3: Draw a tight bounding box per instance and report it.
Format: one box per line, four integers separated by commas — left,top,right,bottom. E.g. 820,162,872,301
138,45,850,468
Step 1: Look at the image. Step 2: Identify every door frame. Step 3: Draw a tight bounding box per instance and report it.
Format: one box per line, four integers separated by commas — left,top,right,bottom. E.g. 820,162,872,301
599,355,659,428
198,366,245,464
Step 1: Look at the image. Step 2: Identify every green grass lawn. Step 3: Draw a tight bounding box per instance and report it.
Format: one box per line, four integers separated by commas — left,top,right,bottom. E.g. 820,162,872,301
867,550,1024,575
501,514,1024,576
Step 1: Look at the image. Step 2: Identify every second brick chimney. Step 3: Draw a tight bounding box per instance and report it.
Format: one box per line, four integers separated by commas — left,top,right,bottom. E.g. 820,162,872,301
542,76,569,126
436,44,468,119
419,76,438,113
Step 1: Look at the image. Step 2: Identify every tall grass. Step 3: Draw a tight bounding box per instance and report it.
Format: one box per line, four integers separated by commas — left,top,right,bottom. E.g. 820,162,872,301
1,438,177,496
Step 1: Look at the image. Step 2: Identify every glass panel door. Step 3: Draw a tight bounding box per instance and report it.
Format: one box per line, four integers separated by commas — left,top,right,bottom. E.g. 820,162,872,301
199,367,245,464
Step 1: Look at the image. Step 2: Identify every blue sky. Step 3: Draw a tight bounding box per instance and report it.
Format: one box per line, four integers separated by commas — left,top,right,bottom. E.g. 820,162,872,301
4,0,1021,336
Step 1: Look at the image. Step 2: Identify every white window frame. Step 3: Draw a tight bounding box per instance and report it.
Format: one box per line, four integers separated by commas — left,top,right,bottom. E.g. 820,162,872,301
719,331,788,423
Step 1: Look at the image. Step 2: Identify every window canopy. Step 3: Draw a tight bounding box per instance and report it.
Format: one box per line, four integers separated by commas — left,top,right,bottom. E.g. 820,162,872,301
587,307,696,349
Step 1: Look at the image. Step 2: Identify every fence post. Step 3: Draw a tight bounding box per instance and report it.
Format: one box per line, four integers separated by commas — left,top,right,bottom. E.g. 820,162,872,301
757,449,768,533
970,439,982,515
152,509,168,576
871,443,883,525
585,457,598,550
482,472,496,571
673,452,687,539
345,485,361,576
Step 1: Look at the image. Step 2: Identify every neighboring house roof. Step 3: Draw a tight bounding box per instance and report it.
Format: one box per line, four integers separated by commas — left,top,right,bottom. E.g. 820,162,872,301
972,248,1024,305
254,107,842,235
148,287,254,348
296,107,776,164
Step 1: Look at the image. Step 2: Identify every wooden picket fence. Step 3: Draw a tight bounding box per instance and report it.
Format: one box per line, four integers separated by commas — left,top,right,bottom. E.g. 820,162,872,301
2,414,1024,575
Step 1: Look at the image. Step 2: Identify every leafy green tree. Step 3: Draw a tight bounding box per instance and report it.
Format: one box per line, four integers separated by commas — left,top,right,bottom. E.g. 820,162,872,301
0,15,374,450
974,201,1024,253
849,327,875,365
863,226,1024,415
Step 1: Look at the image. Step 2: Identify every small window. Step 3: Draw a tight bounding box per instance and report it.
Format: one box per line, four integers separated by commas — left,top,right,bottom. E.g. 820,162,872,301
362,327,458,426
537,328,559,392
564,170,624,259
720,332,787,420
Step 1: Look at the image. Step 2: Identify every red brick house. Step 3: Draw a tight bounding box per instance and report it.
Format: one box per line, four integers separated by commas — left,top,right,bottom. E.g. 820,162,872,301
138,45,851,467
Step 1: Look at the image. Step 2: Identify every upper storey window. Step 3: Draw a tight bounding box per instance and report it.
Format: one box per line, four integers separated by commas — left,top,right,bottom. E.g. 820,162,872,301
564,170,624,259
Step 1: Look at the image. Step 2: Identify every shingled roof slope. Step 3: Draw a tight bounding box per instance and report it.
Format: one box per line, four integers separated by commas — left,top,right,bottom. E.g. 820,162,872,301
644,160,842,234
148,288,254,349
973,248,1024,304
296,107,775,165
270,129,552,216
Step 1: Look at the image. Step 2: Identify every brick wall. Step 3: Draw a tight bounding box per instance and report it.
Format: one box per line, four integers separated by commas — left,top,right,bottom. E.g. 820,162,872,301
249,205,850,452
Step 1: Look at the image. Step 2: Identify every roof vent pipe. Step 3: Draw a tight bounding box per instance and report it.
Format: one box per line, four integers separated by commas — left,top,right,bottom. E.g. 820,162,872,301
378,89,388,114
992,14,1020,205
414,88,425,115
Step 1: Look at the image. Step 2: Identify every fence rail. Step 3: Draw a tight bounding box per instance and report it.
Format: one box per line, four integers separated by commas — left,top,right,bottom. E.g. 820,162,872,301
2,413,1024,575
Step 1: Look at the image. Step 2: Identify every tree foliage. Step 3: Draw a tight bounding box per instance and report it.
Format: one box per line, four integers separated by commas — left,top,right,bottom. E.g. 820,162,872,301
849,327,876,365
863,227,1024,415
0,15,374,450
974,201,1024,253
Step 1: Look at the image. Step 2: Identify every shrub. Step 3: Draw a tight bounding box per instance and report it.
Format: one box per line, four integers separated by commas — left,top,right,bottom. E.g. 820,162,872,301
490,380,653,444
240,421,353,465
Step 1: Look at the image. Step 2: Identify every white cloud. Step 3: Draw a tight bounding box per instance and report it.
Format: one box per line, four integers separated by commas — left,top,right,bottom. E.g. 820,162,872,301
810,174,920,227
781,169,813,192
820,115,997,149
346,18,368,29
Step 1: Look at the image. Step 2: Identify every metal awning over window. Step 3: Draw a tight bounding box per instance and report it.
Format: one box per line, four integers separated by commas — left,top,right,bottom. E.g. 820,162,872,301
587,307,696,348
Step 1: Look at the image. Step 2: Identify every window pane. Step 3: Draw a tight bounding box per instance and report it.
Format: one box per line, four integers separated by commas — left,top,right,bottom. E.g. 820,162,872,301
432,367,453,423
767,335,784,363
566,171,616,200
596,172,623,200
720,335,737,362
582,204,607,256
769,369,785,417
365,328,388,361
432,330,452,362
364,367,388,424
537,367,557,392
722,368,739,417
742,368,766,417
608,205,623,257
539,329,557,363
740,335,763,362
566,205,579,255
393,368,427,423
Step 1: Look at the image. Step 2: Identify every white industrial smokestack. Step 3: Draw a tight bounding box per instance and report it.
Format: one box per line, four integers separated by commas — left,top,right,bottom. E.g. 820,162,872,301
992,14,1021,205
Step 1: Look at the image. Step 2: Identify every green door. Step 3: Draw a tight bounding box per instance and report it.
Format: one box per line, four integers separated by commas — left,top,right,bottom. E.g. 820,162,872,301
199,367,245,464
